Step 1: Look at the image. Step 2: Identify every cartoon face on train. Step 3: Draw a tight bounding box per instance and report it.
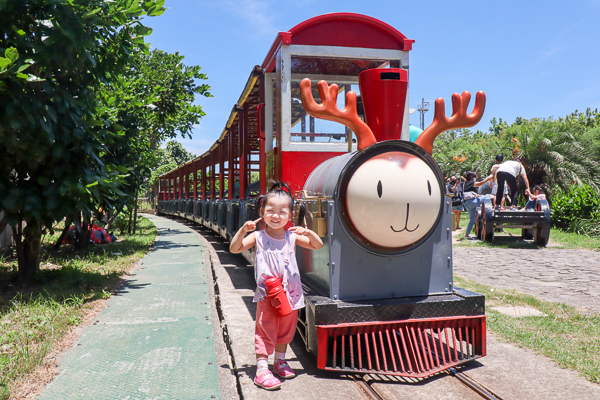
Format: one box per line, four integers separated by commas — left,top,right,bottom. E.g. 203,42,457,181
300,75,486,250
345,151,442,248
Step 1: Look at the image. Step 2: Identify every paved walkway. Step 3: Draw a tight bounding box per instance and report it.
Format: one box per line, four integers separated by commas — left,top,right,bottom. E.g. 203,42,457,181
38,215,222,400
453,244,600,314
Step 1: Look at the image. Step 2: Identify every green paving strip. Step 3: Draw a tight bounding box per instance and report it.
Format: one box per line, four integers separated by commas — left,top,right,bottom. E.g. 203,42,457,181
38,215,221,400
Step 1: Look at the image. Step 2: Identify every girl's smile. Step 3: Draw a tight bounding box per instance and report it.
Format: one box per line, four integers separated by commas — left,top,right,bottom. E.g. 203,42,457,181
262,195,292,235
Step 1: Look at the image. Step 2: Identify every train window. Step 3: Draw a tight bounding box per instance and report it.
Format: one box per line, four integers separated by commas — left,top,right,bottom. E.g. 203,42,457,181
291,56,390,76
290,81,357,143
286,55,402,147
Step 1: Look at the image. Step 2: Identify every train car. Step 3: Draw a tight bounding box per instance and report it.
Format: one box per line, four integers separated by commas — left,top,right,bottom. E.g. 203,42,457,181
157,13,487,378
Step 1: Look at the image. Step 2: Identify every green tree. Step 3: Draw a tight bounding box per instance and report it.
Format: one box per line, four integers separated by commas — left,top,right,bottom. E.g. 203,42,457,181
0,0,166,282
433,129,502,179
433,115,600,194
504,119,600,192
578,126,600,163
555,108,600,137
149,141,196,190
95,48,210,220
161,140,197,166
489,117,509,136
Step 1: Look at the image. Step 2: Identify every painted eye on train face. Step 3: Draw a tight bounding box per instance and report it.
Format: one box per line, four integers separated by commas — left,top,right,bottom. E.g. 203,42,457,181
345,152,442,249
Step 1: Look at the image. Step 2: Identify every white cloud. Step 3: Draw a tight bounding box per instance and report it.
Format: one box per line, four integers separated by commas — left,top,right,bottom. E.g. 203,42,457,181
540,46,561,60
219,0,277,36
538,18,587,62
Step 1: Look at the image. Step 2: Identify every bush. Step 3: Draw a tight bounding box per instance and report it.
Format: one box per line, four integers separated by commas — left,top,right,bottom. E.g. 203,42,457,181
551,185,600,234
112,212,130,235
567,219,600,237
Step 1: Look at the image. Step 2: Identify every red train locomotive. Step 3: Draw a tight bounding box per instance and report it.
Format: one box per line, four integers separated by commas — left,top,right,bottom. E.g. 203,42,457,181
157,13,487,378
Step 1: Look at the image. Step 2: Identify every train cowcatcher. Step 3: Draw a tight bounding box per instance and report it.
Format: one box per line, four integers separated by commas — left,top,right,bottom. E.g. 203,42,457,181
157,13,487,378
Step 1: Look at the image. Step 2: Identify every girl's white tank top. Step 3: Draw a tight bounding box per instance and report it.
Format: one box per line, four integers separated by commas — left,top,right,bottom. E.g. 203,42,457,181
253,230,305,310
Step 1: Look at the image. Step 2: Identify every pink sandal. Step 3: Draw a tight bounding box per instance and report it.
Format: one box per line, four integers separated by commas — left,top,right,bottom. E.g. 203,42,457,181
254,369,281,390
273,359,296,379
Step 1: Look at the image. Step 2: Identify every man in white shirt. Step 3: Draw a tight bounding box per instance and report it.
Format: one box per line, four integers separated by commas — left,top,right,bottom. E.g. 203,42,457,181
489,154,506,207
495,157,531,209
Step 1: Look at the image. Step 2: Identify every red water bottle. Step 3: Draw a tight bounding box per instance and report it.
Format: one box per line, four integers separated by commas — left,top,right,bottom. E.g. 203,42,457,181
264,277,292,318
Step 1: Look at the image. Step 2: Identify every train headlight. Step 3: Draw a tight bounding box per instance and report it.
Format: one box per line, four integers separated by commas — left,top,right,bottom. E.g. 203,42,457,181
337,141,445,253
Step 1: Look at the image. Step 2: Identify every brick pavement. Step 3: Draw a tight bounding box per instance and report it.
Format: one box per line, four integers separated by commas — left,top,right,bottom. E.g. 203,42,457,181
453,246,600,314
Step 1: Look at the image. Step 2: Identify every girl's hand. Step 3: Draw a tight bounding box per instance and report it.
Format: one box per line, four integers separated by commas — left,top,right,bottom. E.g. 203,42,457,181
242,218,262,233
288,226,307,236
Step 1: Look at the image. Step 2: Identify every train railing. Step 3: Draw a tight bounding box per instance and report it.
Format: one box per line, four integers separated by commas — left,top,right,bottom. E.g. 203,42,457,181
317,316,486,378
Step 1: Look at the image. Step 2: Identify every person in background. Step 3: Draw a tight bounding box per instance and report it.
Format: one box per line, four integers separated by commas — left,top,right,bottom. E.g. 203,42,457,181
447,175,466,229
525,185,546,210
495,157,531,210
488,154,506,208
463,171,493,240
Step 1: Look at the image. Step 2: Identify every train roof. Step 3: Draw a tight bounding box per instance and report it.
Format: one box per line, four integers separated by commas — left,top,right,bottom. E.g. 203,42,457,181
160,13,414,178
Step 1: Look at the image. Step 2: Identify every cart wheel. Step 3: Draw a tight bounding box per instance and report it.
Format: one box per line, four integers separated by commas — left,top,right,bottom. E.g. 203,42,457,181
536,228,548,246
483,201,494,242
536,200,551,246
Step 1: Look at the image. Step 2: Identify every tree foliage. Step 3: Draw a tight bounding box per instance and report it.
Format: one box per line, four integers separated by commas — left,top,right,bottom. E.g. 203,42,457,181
148,140,196,189
432,112,600,196
0,0,166,281
96,49,210,211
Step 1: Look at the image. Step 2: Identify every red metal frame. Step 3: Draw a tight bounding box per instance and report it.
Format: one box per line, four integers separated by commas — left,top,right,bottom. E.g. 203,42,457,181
262,13,414,72
238,107,247,200
283,151,348,194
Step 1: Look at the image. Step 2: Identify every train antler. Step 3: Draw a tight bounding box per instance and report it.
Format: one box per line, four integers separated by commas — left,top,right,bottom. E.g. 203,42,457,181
415,91,486,154
300,78,376,151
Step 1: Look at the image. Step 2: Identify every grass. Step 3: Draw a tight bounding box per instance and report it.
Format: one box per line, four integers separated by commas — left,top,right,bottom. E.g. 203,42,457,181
0,216,157,400
453,213,600,251
455,275,600,384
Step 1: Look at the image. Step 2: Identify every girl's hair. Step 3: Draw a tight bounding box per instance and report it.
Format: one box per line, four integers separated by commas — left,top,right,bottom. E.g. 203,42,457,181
532,185,543,193
465,171,477,181
259,182,294,210
258,181,306,226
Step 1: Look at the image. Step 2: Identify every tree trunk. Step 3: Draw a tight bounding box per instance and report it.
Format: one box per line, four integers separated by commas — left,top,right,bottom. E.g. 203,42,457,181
104,209,119,231
54,221,71,250
127,208,133,234
76,214,90,251
13,220,42,283
133,187,139,234
0,215,7,235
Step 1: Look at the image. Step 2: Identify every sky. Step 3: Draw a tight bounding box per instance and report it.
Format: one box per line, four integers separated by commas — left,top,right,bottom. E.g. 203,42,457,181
143,0,600,157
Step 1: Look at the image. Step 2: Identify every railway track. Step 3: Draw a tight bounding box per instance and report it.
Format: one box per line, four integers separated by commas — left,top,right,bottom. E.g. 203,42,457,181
352,370,503,400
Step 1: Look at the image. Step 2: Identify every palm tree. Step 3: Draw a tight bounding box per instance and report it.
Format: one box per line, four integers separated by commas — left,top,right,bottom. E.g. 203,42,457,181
502,119,600,193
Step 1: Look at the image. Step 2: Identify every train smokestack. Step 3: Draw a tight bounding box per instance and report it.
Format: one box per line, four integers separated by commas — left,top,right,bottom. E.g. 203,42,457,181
358,68,408,142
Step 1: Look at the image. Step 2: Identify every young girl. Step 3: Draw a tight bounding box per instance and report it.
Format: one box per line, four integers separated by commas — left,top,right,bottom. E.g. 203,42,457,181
525,185,546,210
229,182,323,390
